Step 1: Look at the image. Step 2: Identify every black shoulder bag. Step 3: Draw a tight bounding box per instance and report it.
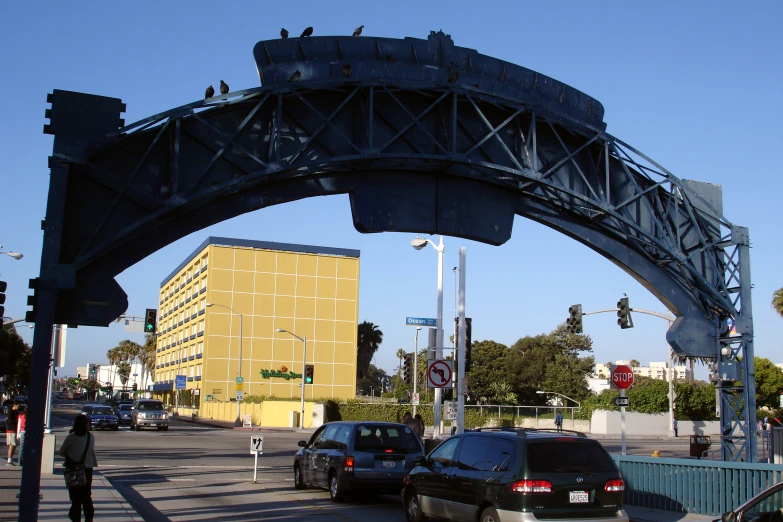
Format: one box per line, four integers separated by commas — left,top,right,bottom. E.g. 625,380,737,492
63,434,90,489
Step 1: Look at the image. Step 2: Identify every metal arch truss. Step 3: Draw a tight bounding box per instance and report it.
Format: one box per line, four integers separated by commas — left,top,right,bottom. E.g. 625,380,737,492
38,81,753,461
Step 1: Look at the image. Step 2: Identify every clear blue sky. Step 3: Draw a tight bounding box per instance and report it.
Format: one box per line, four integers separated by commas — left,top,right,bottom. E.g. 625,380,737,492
1,2,781,381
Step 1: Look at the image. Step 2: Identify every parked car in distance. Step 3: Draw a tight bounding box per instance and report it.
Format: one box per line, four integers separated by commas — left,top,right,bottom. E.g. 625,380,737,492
80,404,94,416
131,399,169,431
403,428,628,522
83,404,119,431
714,481,783,521
117,404,133,425
294,421,425,502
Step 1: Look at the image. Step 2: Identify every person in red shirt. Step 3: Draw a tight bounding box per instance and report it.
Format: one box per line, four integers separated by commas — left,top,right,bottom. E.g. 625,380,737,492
5,401,20,465
16,405,26,468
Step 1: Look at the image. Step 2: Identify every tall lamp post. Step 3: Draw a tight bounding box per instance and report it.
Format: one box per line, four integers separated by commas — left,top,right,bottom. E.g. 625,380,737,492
277,329,307,431
206,303,243,427
536,390,581,425
413,326,422,417
411,236,445,438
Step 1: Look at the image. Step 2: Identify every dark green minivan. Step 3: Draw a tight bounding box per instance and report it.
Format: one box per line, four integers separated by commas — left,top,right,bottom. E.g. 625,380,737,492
403,428,628,522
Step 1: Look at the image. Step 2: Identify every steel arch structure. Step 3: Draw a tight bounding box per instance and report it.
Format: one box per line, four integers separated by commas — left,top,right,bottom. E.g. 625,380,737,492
20,30,755,517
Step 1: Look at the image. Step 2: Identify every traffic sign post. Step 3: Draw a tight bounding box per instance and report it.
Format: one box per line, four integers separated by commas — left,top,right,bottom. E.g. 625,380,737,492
427,360,453,388
613,397,630,408
250,435,263,483
236,390,244,401
412,392,420,406
610,365,635,455
445,401,457,420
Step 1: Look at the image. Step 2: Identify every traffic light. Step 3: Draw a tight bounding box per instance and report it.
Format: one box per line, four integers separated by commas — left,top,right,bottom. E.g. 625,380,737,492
25,278,38,323
132,382,138,392
402,353,412,384
707,361,719,384
76,374,81,382
617,297,632,329
567,304,583,334
304,364,314,384
0,280,7,323
144,308,158,334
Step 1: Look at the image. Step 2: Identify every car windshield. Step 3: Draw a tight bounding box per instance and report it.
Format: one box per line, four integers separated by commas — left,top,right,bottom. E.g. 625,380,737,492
119,405,132,411
527,440,617,473
137,402,164,410
353,424,420,452
91,407,114,415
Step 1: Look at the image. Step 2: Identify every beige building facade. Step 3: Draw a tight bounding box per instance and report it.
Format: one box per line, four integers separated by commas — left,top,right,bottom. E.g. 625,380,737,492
152,237,360,414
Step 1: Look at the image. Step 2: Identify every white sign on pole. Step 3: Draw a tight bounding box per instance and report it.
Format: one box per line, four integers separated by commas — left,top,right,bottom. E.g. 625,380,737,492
250,435,264,454
250,434,264,484
412,393,420,406
235,390,244,401
426,360,453,388
445,401,458,420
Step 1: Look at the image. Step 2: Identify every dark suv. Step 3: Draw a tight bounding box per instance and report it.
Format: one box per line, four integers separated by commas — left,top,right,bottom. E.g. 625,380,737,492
294,421,424,502
403,428,628,522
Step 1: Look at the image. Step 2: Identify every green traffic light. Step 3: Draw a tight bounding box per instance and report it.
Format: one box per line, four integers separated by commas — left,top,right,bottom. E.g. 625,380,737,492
306,377,312,383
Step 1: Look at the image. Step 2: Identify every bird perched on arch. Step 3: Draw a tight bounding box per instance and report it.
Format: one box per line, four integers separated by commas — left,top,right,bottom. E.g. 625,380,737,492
352,25,364,37
289,70,302,82
448,72,459,83
342,64,352,78
301,26,313,37
205,85,215,99
280,28,289,38
220,80,229,95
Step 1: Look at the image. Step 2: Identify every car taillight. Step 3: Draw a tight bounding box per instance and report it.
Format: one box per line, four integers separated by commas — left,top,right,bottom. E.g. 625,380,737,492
344,456,354,473
511,480,553,494
385,449,393,453
605,479,625,492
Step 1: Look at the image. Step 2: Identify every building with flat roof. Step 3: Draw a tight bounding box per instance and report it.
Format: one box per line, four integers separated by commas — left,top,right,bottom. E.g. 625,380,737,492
595,361,690,383
152,237,360,412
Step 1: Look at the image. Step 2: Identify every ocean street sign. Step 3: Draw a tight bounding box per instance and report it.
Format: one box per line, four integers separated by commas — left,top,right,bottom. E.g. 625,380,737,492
406,317,437,327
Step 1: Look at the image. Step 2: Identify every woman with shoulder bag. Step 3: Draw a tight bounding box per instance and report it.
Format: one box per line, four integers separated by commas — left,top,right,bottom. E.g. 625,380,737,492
58,415,97,521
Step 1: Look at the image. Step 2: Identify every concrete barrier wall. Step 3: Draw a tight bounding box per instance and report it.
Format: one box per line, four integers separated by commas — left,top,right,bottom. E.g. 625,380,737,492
175,400,319,428
591,409,719,435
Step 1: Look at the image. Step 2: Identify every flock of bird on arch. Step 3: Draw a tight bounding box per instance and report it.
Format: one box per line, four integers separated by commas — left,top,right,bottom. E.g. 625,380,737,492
203,24,459,100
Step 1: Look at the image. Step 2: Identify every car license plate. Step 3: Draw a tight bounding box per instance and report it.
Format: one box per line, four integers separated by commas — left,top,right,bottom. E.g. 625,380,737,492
569,491,589,503
381,461,396,469
149,423,157,427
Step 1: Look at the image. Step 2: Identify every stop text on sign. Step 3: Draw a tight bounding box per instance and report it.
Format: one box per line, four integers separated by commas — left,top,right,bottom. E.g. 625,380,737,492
610,365,634,390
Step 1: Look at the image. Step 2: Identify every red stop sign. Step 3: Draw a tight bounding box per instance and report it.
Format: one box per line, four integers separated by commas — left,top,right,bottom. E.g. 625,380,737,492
611,365,634,390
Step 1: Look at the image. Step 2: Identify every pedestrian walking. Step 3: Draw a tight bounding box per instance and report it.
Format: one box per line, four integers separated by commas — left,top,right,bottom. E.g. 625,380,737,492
59,415,97,522
5,401,20,465
554,411,563,432
16,405,26,467
672,417,678,437
414,414,425,440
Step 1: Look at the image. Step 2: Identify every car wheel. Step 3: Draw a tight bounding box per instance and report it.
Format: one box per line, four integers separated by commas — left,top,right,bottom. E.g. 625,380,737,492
405,488,426,522
111,426,119,431
162,426,168,431
479,506,500,522
329,470,346,502
293,463,306,490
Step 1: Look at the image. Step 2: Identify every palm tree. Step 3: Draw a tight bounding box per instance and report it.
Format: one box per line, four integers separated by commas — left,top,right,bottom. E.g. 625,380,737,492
773,287,783,318
106,347,120,396
117,361,132,386
396,348,407,377
137,334,156,397
357,321,383,379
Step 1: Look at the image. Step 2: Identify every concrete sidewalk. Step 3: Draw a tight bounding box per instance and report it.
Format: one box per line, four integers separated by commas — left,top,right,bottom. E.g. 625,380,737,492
0,465,140,521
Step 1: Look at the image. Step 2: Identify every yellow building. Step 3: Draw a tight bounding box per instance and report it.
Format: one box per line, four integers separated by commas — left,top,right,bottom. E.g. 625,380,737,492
152,237,360,413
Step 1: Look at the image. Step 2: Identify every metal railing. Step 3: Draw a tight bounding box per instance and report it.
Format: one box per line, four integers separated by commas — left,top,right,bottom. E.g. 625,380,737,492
612,455,783,516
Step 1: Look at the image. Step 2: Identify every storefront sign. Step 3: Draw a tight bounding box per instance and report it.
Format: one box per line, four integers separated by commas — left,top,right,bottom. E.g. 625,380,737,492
259,366,302,380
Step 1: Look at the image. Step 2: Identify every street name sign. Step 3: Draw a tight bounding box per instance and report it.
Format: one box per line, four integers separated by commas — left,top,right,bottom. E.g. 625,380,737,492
614,397,630,408
175,375,187,390
427,360,453,388
406,317,437,327
236,377,244,384
610,365,635,390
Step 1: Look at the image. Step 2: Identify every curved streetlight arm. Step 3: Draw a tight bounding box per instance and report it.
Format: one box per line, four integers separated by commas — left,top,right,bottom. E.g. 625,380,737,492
0,246,24,260
537,390,581,409
276,328,304,343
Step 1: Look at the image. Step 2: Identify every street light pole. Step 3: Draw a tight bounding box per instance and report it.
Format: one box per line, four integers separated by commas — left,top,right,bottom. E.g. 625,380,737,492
206,303,243,427
536,390,581,425
411,236,445,438
277,329,307,430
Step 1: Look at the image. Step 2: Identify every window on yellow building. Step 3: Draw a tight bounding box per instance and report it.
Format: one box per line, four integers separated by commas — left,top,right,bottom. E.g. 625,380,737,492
198,320,205,333
189,366,194,378
197,341,203,355
196,364,202,376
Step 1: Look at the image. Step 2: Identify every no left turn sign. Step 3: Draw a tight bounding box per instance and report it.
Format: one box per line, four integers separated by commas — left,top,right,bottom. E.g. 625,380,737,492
427,360,453,388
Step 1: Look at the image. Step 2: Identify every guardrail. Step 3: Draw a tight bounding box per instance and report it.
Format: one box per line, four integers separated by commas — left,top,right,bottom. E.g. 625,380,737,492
612,455,783,516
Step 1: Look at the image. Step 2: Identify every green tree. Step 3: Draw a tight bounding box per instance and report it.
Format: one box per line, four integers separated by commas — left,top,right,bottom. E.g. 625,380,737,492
356,364,390,396
357,321,383,379
772,287,783,318
754,357,783,408
489,382,517,405
117,361,131,386
466,340,510,403
0,327,32,391
395,348,406,377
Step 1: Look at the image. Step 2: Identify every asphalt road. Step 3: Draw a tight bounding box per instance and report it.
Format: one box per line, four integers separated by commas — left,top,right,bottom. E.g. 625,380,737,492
50,402,719,521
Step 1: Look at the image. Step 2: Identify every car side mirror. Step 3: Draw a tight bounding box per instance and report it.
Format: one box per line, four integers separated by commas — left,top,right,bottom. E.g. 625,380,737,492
413,456,427,467
721,512,736,522
298,440,307,447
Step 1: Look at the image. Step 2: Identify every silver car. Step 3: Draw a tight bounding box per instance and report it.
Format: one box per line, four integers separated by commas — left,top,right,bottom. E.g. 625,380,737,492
130,399,169,431
293,421,424,502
